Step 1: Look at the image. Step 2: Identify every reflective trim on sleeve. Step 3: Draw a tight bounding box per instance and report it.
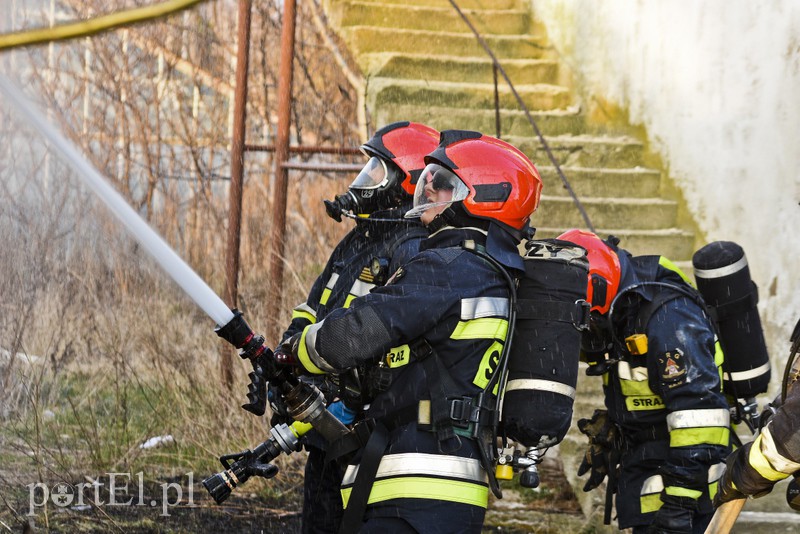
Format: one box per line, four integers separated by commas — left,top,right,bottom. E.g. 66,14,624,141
658,256,696,287
759,427,800,475
451,318,508,340
665,486,702,499
667,409,730,431
291,302,317,323
504,379,576,399
694,255,748,279
296,323,332,375
319,273,339,306
724,361,771,382
707,462,726,501
347,279,375,300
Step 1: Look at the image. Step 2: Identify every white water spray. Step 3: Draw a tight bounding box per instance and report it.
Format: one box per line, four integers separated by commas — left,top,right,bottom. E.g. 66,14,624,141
0,73,235,327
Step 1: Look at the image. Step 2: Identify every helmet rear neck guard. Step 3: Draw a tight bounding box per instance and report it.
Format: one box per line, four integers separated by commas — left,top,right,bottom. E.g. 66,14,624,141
556,229,621,314
422,130,542,234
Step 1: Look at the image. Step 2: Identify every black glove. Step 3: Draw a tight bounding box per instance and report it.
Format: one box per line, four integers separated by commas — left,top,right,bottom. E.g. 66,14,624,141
274,333,302,367
714,440,775,507
241,350,274,416
576,409,619,492
268,381,291,427
648,495,696,534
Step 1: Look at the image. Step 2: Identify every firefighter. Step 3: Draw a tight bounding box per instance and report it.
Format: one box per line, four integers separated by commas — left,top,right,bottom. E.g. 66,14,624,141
274,121,440,534
715,320,800,506
275,130,542,533
558,229,731,534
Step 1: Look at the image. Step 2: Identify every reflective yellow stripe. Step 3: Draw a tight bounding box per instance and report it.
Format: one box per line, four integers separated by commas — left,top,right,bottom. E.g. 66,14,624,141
341,477,489,508
451,318,508,340
640,493,663,514
620,379,656,397
385,344,411,368
761,427,800,473
714,340,724,367
343,294,355,308
749,433,792,482
320,288,332,306
625,395,665,411
297,327,326,375
670,427,730,447
665,486,702,499
473,340,503,388
291,309,316,323
658,256,695,287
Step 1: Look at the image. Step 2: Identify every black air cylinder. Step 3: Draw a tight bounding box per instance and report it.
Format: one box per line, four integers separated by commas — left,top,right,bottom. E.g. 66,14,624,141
693,241,770,398
503,239,589,448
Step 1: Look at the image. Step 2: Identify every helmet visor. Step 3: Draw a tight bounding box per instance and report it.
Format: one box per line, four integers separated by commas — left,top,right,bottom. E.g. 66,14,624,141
404,163,470,219
350,156,390,190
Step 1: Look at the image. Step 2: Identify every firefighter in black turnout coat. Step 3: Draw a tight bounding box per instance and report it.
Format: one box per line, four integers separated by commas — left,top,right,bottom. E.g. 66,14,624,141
558,229,731,534
277,130,543,533
275,122,440,533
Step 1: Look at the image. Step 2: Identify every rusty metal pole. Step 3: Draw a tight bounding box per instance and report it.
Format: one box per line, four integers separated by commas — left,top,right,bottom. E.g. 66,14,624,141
267,0,297,333
220,0,252,388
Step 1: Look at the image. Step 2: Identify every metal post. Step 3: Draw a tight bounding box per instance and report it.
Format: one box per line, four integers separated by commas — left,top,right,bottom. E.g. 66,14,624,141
221,0,252,387
267,0,297,331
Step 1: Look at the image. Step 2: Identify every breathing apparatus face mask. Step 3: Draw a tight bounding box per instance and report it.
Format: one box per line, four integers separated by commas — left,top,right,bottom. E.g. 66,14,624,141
324,157,405,222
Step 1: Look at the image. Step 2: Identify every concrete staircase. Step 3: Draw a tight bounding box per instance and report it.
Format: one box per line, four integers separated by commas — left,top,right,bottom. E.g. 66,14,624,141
320,0,708,529
321,0,698,263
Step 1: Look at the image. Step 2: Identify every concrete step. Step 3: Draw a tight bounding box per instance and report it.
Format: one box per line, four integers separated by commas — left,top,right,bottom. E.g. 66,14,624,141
505,134,647,169
368,77,573,114
337,1,531,35
535,227,696,262
343,0,523,9
534,197,679,231
342,26,551,59
362,53,560,85
375,104,585,137
537,166,661,199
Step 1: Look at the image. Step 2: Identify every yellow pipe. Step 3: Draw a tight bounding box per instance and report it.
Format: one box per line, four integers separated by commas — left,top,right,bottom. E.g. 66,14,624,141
0,0,208,51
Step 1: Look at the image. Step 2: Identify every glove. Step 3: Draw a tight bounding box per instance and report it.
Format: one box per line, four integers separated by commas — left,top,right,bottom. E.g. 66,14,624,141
274,333,302,367
241,349,275,416
327,400,356,425
714,440,776,507
576,409,619,492
268,381,290,427
648,495,695,533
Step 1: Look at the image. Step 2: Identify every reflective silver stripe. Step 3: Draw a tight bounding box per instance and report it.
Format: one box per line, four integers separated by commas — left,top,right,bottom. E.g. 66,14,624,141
761,427,800,474
617,360,649,381
303,321,337,373
723,361,771,382
667,408,730,430
460,297,509,320
708,462,726,483
641,474,663,495
694,255,748,279
349,279,375,298
325,272,340,290
341,453,486,487
505,379,576,399
294,302,317,318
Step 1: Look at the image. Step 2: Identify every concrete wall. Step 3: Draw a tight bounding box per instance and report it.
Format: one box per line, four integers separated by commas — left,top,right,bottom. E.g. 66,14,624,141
533,0,800,362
